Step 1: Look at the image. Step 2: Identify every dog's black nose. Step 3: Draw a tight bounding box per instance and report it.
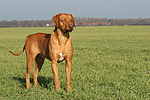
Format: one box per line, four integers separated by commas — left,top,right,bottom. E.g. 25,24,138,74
69,24,73,28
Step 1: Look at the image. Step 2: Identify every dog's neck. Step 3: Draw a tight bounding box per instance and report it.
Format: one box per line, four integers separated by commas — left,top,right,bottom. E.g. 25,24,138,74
54,26,70,46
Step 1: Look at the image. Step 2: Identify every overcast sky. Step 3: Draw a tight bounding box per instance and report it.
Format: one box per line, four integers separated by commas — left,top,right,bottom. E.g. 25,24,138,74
0,0,150,21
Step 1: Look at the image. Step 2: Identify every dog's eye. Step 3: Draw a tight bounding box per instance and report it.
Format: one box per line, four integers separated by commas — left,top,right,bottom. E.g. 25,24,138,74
61,19,66,22
71,19,74,22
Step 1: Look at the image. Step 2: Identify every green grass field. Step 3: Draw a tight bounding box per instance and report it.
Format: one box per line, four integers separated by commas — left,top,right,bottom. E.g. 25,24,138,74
0,26,150,99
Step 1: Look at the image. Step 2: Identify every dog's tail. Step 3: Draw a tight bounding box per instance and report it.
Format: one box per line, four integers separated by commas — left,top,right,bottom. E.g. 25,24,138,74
9,38,27,56
9,46,25,56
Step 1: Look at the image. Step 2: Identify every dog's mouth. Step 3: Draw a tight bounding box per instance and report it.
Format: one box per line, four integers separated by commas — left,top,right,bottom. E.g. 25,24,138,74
64,30,71,33
63,28,73,33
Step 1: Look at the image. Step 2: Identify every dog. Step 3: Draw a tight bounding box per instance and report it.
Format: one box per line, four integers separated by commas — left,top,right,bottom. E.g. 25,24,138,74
9,13,76,91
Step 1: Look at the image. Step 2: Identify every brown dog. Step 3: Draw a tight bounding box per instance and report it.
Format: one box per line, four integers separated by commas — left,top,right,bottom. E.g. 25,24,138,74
9,13,76,91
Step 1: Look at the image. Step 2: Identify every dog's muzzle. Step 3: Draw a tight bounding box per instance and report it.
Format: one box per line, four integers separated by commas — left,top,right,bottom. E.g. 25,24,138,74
68,24,74,32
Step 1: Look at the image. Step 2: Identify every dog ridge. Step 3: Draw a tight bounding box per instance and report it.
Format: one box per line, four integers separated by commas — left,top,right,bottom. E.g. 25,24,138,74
9,13,76,91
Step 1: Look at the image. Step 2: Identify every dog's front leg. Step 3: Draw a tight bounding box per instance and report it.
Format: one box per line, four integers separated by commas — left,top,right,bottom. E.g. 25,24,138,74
51,61,60,90
65,60,72,91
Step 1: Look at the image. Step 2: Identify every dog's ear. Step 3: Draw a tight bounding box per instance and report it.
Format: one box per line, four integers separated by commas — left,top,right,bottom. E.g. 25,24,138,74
52,13,62,27
69,14,76,27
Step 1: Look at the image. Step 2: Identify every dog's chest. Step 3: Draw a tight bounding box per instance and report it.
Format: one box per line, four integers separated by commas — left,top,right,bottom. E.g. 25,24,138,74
58,53,66,61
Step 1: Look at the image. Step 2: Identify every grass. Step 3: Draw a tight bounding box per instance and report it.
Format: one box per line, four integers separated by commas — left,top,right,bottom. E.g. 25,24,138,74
0,26,150,99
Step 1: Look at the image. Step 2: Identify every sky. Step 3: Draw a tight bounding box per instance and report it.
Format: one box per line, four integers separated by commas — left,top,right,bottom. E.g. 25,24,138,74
0,0,150,21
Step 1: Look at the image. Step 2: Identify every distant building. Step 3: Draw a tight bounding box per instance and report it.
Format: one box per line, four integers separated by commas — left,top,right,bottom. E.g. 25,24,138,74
108,22,113,25
85,23,92,26
101,22,108,26
75,23,79,26
51,23,55,27
92,22,99,26
46,24,50,27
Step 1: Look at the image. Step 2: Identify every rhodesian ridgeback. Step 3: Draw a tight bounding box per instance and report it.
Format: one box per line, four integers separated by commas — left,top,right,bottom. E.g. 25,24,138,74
9,13,76,91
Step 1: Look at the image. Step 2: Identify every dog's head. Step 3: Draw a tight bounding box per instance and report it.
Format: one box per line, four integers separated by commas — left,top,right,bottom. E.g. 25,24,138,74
52,13,76,33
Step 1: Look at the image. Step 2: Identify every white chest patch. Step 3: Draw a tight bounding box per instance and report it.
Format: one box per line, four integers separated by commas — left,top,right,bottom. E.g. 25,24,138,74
59,53,66,61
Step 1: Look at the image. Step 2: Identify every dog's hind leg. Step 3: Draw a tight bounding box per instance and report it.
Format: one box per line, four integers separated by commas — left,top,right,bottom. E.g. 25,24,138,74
25,55,35,89
32,54,45,87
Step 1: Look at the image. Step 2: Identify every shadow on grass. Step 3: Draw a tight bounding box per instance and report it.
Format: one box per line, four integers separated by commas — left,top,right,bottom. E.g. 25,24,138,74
13,76,54,89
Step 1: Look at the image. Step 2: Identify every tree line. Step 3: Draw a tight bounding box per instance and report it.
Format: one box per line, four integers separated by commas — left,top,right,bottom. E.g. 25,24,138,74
0,20,52,27
75,17,150,26
0,17,150,27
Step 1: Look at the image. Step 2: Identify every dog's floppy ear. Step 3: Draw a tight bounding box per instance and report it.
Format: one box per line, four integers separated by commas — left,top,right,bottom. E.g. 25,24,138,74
69,14,76,27
52,13,62,27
